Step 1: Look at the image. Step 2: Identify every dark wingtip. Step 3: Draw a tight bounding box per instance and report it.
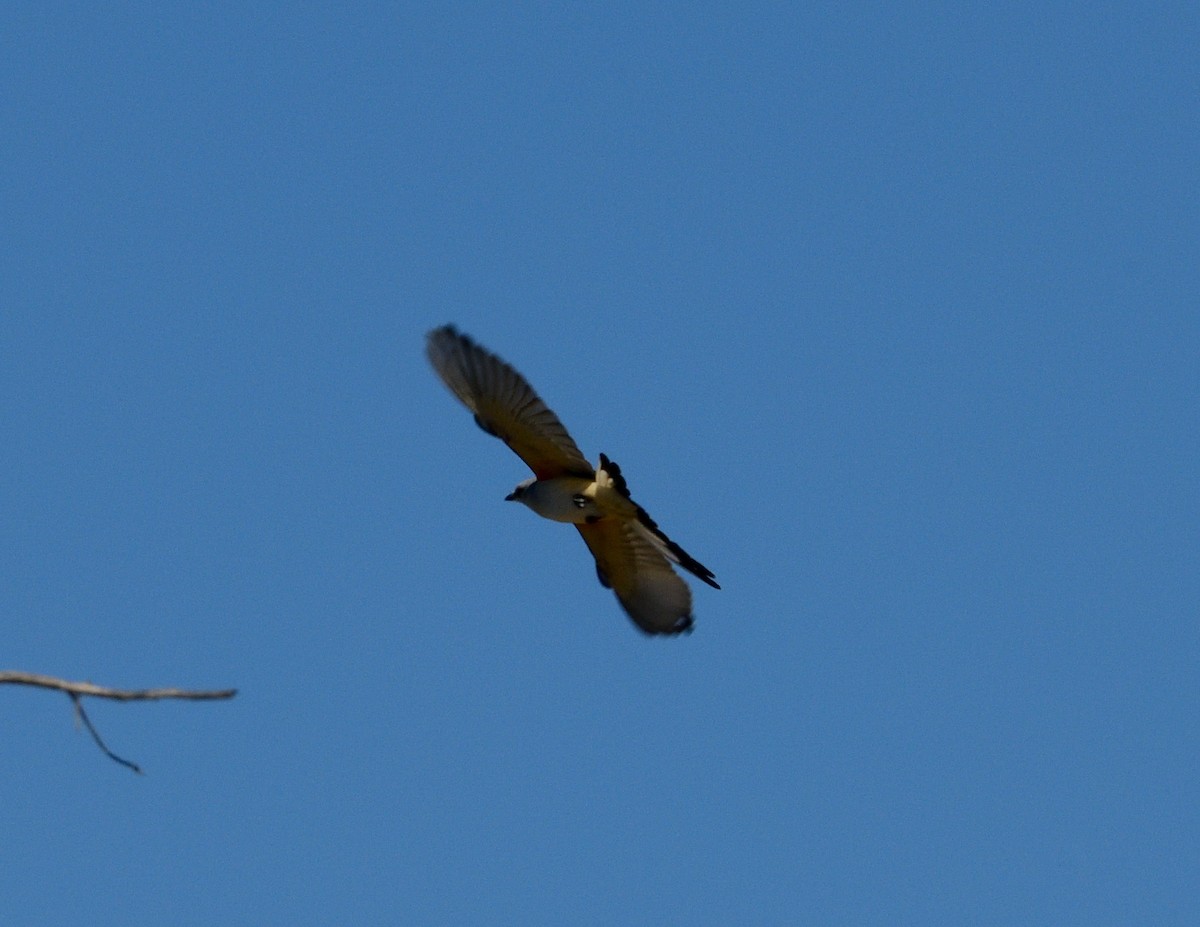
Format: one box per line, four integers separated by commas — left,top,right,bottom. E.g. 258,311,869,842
631,613,694,636
429,324,482,353
671,615,695,635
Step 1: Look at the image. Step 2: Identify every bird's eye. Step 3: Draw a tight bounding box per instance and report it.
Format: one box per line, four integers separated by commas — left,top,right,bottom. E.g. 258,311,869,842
572,494,588,508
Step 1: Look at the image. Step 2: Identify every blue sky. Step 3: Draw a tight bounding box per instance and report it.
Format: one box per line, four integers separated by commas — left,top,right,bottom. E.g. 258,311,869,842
2,2,1197,923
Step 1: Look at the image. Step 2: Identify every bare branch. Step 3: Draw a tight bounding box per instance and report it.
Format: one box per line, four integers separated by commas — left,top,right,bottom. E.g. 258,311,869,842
2,670,237,774
0,671,236,701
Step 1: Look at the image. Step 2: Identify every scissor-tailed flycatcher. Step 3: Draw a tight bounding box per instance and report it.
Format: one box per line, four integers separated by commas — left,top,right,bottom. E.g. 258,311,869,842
426,325,719,635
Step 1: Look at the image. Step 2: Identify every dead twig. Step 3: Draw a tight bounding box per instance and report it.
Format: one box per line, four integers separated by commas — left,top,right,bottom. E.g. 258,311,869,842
1,670,237,774
0,671,237,700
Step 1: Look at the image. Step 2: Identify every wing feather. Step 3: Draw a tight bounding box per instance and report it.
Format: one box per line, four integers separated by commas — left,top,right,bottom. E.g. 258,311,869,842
426,325,593,479
575,519,695,636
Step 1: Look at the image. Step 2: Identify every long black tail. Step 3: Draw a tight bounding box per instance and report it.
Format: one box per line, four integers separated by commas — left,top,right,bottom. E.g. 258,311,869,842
599,453,721,589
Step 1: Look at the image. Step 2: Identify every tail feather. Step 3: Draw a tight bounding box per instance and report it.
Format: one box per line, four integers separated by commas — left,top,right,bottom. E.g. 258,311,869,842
598,453,721,590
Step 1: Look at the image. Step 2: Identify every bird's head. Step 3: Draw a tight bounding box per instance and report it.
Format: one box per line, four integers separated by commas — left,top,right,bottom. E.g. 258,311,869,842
505,477,536,502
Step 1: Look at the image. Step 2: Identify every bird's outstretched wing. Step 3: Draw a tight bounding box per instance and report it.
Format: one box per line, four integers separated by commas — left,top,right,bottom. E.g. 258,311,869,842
426,325,594,479
575,518,696,636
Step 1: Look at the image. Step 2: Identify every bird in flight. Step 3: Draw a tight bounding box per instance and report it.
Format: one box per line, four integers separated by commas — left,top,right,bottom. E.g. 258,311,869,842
426,324,720,635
